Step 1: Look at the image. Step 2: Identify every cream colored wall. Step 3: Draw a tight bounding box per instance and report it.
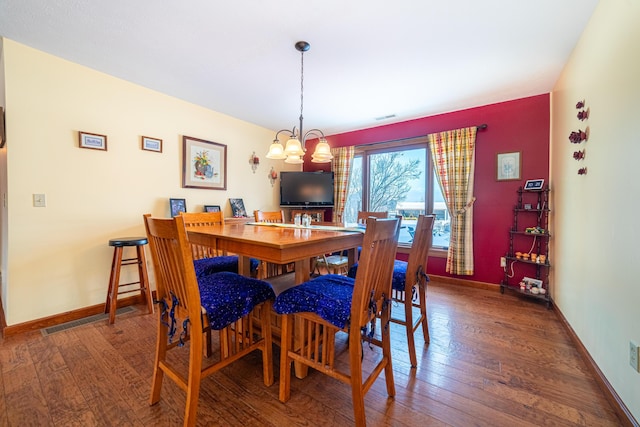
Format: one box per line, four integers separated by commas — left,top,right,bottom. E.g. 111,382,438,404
2,39,297,325
551,0,640,419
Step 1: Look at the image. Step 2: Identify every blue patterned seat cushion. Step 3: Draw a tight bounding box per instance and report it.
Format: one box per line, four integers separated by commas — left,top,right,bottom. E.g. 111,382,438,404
273,274,355,329
198,271,275,330
348,259,407,291
193,256,260,278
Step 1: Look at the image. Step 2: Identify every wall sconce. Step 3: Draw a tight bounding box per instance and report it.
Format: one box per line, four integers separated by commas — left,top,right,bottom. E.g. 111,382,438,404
269,167,278,187
250,151,260,173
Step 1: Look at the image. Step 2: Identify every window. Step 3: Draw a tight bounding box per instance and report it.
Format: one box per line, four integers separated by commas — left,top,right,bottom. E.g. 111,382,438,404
343,137,449,249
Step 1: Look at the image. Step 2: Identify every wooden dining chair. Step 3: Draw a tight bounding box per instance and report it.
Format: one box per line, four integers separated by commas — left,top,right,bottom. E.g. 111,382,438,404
390,214,434,367
356,210,387,224
254,209,286,223
274,217,400,427
143,214,275,427
180,211,258,279
349,214,434,367
253,210,291,277
312,253,349,275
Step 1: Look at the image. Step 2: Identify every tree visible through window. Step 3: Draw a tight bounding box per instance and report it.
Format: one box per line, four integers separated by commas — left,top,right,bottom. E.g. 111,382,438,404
343,138,450,249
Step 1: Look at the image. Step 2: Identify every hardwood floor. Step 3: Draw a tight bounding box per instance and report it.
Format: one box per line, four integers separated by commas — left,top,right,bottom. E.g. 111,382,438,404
0,281,623,426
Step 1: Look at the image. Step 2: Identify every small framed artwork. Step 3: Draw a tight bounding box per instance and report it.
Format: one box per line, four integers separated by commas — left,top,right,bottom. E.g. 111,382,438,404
169,198,187,217
142,136,162,153
79,131,107,151
182,136,227,190
229,198,248,217
524,179,545,191
204,205,221,213
496,151,521,181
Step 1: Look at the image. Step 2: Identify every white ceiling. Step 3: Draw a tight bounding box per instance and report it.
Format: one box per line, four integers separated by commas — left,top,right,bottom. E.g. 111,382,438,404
0,0,598,136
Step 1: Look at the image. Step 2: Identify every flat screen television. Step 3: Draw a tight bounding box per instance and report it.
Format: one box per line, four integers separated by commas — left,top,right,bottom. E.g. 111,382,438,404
280,171,334,207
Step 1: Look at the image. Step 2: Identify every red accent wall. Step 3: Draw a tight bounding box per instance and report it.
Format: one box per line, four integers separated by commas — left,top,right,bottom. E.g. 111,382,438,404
305,94,550,285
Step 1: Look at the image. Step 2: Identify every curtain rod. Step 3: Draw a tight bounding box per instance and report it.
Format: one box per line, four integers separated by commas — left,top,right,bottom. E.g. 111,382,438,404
477,124,488,130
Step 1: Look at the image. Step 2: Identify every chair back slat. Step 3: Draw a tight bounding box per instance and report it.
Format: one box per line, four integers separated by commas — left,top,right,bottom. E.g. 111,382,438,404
406,215,435,288
350,217,400,328
180,212,226,259
143,214,203,328
254,210,285,223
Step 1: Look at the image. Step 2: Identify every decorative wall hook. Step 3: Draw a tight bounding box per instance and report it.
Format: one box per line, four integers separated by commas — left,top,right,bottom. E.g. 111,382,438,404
249,151,260,173
573,150,585,160
576,100,585,109
268,167,278,186
569,128,588,144
578,167,587,175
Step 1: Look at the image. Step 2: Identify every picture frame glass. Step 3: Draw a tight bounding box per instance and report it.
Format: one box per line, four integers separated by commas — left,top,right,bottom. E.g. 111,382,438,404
182,136,227,190
142,136,162,152
229,198,247,217
169,198,186,217
79,131,107,151
497,152,521,181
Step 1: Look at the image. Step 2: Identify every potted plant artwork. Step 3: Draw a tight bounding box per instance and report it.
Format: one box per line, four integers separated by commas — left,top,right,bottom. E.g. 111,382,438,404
193,150,216,180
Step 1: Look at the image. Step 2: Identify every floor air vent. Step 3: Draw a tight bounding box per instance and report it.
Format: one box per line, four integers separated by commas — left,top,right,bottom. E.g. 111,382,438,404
41,306,137,336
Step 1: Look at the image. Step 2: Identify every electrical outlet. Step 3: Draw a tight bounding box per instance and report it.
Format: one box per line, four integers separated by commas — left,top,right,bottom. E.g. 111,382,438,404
500,257,506,267
630,341,639,372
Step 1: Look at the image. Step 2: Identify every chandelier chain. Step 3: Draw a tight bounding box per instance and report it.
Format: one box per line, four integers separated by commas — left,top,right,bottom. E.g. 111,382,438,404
299,49,304,138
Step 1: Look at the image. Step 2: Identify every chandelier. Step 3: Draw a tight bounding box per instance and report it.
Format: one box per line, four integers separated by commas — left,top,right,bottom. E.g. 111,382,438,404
266,41,332,164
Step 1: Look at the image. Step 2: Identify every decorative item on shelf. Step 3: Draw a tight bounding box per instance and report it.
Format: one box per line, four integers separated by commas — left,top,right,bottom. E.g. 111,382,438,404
568,128,588,144
525,226,545,234
249,151,260,173
578,167,588,175
577,108,589,121
573,150,585,160
229,198,248,217
268,167,278,187
265,41,333,164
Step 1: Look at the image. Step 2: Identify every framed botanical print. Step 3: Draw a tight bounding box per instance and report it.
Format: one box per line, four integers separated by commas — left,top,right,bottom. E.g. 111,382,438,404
182,136,227,190
496,151,521,181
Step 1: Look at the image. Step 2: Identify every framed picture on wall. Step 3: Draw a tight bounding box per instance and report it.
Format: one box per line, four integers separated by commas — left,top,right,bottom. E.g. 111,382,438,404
182,136,227,190
496,151,521,181
79,131,107,151
142,136,162,152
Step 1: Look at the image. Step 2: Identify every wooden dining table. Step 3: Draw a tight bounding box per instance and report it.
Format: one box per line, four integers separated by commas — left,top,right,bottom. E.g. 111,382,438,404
187,222,364,285
187,222,364,378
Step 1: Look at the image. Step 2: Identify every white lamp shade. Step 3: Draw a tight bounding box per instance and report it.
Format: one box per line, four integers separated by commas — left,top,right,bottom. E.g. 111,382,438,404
284,154,304,164
311,140,333,163
284,137,305,157
266,141,286,159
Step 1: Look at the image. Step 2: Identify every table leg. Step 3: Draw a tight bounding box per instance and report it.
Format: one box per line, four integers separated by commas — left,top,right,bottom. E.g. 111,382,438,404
237,255,252,277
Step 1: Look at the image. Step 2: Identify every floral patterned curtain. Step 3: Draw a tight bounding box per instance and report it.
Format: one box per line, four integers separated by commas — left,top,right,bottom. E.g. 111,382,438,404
330,146,354,223
428,127,477,275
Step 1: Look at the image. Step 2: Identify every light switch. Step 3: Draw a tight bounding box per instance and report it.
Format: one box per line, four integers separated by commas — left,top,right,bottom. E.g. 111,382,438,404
33,193,46,207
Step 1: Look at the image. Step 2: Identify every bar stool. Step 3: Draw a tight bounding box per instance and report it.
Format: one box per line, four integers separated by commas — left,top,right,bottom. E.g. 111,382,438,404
105,236,154,324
